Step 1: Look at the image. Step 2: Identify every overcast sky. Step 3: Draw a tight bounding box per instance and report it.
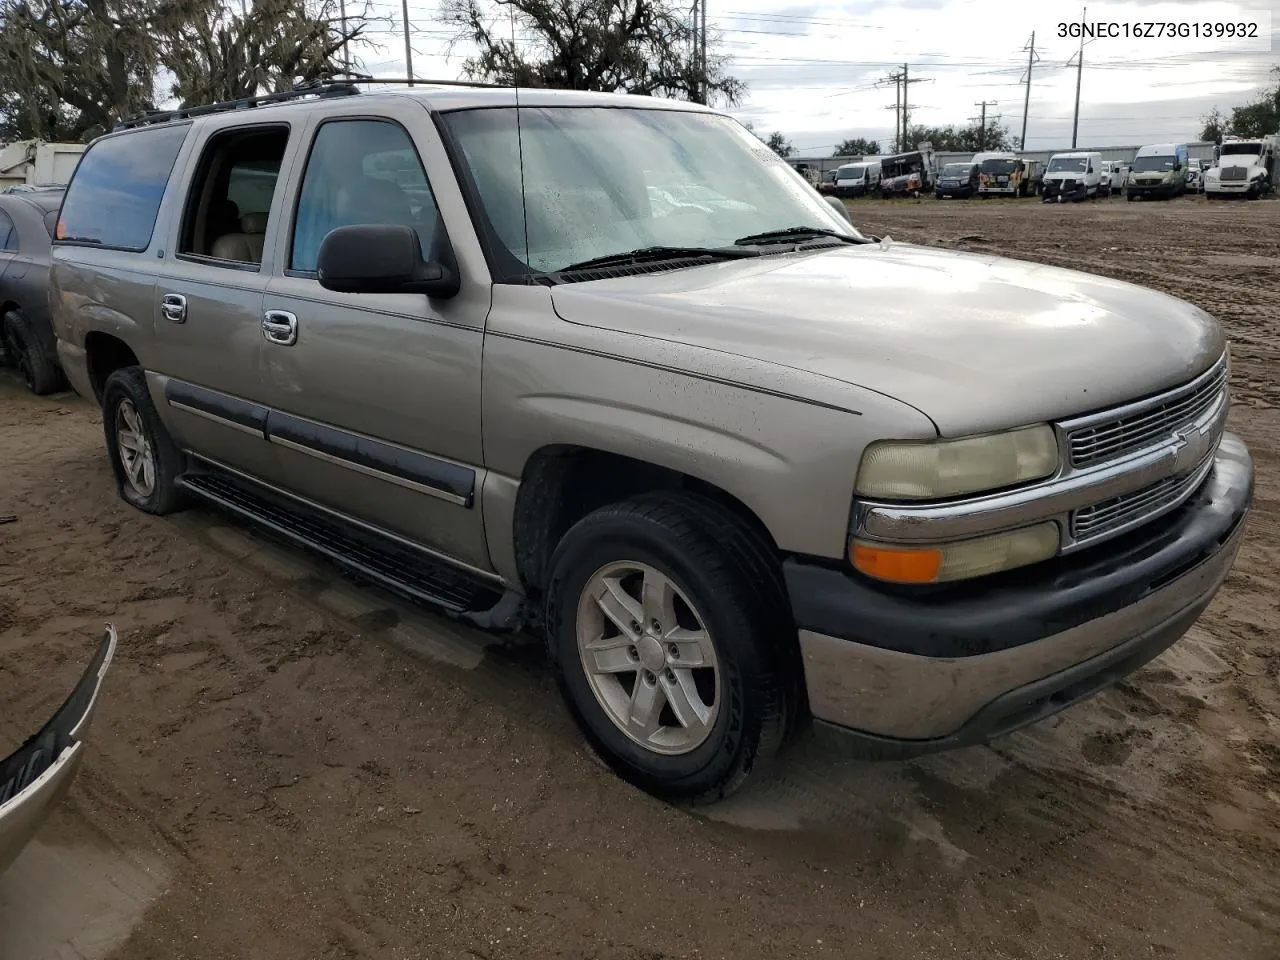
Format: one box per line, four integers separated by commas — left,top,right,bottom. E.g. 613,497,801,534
348,0,1277,155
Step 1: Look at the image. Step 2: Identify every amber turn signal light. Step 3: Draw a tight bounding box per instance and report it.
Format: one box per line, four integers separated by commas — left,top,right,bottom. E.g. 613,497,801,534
850,543,943,584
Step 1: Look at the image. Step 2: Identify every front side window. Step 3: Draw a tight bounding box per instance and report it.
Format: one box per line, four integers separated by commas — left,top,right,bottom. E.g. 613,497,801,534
442,107,858,277
56,124,188,250
290,120,440,274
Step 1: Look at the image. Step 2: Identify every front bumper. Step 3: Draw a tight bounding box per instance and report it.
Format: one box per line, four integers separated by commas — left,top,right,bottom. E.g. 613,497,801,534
1041,180,1086,201
0,627,117,874
786,434,1252,758
1127,182,1176,198
935,186,972,198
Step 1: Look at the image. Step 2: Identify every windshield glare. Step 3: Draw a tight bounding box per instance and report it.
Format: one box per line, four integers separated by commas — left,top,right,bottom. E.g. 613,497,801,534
1133,155,1175,172
1048,156,1088,173
442,107,860,275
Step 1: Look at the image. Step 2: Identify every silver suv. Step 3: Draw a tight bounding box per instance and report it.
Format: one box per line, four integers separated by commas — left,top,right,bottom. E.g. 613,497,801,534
49,80,1253,802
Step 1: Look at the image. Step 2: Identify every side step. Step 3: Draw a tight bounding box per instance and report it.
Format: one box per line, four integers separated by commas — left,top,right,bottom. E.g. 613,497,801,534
177,467,516,625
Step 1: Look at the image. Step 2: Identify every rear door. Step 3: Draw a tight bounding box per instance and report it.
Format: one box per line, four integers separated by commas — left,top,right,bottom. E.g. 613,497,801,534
149,121,302,479
256,101,491,570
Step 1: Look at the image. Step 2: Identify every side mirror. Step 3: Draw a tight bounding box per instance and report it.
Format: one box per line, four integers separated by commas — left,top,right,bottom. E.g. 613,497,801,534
824,195,854,224
317,224,460,299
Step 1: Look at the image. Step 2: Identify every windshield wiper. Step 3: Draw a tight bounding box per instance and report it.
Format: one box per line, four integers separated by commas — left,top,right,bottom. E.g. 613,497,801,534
554,245,761,274
733,226,870,246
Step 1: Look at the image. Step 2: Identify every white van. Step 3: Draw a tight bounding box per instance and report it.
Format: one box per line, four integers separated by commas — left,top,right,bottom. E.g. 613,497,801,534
832,160,882,198
1041,151,1103,202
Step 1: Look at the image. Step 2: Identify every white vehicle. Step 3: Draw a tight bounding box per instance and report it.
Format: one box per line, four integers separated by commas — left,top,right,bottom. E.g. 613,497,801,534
1100,160,1126,193
833,160,882,198
0,139,86,191
1204,135,1278,200
1041,151,1103,202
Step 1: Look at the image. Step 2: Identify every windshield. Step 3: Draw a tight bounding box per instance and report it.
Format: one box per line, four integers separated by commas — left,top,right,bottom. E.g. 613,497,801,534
836,165,867,179
441,107,859,275
1221,143,1260,156
1047,156,1088,173
941,163,970,176
1132,155,1175,172
980,158,1017,175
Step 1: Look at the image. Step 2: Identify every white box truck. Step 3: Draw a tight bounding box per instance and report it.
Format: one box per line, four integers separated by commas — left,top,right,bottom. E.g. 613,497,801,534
0,140,86,191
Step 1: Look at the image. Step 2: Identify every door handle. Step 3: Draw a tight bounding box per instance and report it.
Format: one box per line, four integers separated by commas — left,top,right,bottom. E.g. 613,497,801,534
261,310,298,346
161,293,187,324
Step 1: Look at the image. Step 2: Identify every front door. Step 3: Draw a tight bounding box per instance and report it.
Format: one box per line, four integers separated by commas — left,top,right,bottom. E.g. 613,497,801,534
149,121,300,480
257,105,490,571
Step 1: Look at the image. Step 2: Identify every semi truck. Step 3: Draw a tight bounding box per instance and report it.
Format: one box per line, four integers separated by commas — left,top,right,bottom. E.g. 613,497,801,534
1204,135,1278,199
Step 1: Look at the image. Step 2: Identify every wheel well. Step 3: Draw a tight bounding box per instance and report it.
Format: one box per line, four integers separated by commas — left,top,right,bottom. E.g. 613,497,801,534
1,300,18,320
511,445,781,598
84,333,140,404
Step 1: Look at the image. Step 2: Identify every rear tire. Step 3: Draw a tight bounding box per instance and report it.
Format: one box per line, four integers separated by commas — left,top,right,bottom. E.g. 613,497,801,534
102,366,188,515
545,492,795,804
3,310,63,396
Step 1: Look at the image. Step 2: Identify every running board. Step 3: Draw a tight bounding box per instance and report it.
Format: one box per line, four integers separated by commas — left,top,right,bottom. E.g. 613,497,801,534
177,468,518,626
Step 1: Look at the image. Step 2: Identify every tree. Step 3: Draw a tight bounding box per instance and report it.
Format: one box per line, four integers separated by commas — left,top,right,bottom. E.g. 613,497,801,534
901,119,1011,153
1201,68,1279,142
1200,108,1227,144
441,0,743,106
765,130,793,157
0,0,375,142
832,137,878,157
159,0,374,107
0,0,173,141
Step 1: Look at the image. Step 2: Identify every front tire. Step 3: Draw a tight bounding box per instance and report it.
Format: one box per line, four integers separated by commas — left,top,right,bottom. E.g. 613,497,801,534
545,493,794,804
102,366,187,515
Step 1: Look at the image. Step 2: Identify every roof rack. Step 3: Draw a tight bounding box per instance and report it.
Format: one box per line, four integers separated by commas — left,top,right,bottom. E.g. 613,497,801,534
113,74,510,130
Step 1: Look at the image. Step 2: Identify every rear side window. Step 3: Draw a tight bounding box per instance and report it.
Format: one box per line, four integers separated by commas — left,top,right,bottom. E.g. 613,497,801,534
57,124,189,251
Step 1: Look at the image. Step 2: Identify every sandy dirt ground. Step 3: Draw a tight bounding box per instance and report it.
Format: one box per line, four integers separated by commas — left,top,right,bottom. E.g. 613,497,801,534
1,195,1278,960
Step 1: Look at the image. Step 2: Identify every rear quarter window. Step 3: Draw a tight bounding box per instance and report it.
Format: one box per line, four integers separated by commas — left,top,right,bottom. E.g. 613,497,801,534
57,124,189,251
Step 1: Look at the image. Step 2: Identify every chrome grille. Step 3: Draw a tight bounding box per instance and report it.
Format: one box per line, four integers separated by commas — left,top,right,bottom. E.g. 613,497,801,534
1221,166,1248,181
1068,360,1227,469
1071,452,1215,542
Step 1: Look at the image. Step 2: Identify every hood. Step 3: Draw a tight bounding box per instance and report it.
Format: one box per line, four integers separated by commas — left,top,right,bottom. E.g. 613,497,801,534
1213,155,1262,171
548,243,1224,437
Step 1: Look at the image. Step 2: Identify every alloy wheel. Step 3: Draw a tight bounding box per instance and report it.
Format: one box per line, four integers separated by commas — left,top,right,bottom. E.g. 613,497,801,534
115,399,156,498
575,561,720,756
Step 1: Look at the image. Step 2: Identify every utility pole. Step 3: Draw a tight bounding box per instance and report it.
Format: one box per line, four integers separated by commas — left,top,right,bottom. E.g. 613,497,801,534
1019,31,1038,150
880,66,930,153
973,100,997,150
339,0,351,75
690,1,700,104
1068,6,1087,148
700,0,707,105
402,0,414,85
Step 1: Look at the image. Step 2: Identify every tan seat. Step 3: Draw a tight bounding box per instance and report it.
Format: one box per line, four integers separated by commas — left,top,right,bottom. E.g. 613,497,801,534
211,212,268,263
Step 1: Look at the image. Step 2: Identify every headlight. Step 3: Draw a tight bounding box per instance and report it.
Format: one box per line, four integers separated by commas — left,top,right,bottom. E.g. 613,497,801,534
850,522,1060,583
855,425,1059,500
